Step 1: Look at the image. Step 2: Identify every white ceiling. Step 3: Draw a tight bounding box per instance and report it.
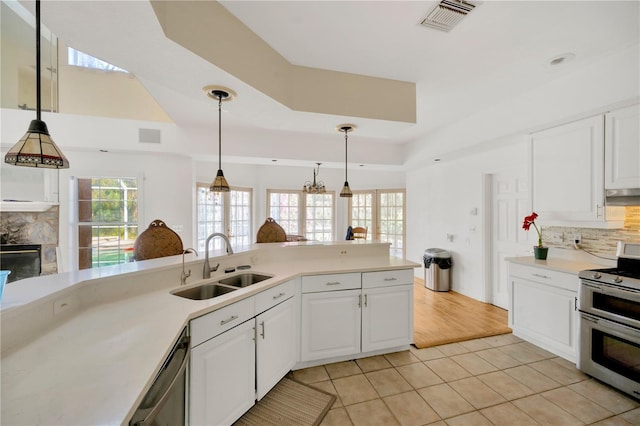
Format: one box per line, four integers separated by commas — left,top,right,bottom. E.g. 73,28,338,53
21,0,640,164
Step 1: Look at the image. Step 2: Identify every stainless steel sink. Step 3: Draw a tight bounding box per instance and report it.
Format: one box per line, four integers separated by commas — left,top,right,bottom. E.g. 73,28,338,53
218,273,273,288
172,283,237,300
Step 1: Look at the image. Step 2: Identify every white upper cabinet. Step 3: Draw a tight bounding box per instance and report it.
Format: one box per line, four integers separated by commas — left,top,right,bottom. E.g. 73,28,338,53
531,115,605,222
605,104,640,189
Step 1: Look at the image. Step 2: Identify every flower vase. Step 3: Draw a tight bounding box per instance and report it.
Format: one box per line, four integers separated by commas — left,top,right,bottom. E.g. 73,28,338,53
533,246,548,260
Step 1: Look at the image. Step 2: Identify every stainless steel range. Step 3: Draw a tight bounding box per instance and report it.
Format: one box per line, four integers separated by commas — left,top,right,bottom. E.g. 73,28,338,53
578,241,640,400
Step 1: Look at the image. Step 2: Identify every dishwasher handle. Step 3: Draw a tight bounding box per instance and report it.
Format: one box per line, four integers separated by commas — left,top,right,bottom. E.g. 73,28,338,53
133,333,190,426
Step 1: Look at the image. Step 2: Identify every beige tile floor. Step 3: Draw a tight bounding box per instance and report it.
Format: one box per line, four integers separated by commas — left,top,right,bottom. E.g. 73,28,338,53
291,334,640,426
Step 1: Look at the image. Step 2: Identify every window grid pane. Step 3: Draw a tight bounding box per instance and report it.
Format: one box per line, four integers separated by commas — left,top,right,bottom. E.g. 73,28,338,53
229,189,252,249
305,193,333,242
268,191,300,235
378,190,405,258
196,185,224,253
350,192,374,240
77,177,139,269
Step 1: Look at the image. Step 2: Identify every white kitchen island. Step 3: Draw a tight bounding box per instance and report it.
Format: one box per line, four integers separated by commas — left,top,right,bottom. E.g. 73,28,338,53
0,241,418,425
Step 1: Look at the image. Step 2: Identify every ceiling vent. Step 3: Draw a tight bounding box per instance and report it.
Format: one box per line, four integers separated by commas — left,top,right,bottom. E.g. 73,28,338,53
420,0,477,32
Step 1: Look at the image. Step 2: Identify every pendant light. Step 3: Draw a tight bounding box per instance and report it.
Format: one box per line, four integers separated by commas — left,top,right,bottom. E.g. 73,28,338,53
302,163,326,194
337,124,356,198
203,86,236,192
4,0,69,169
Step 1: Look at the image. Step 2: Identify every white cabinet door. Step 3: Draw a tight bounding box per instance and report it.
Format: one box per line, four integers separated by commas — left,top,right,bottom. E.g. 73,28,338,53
510,276,578,362
300,289,361,362
256,297,296,400
531,115,605,222
605,105,640,189
190,320,256,426
362,284,413,352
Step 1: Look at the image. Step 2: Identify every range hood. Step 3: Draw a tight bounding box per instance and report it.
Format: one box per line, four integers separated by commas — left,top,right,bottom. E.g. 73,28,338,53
605,188,640,206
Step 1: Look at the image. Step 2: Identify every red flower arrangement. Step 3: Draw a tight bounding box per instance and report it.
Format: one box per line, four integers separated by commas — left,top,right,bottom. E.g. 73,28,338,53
522,212,543,247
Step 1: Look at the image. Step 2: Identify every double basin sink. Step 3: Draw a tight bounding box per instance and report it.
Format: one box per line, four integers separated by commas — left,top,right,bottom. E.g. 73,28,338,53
172,273,273,300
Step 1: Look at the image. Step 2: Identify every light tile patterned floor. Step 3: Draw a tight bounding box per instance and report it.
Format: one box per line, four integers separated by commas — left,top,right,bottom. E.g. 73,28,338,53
291,334,640,426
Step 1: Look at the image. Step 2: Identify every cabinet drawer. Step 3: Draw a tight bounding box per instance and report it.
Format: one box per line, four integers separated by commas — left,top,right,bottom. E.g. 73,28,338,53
255,280,295,314
509,263,578,292
363,269,414,289
191,297,255,347
301,273,361,293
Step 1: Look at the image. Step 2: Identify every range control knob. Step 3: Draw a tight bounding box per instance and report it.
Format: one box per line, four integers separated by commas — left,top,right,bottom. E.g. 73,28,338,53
593,272,602,279
613,276,623,284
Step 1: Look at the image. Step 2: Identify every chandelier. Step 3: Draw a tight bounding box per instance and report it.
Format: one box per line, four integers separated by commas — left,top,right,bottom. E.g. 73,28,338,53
302,163,326,194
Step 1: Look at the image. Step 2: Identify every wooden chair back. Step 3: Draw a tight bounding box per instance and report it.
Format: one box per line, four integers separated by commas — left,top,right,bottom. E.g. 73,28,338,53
351,226,368,240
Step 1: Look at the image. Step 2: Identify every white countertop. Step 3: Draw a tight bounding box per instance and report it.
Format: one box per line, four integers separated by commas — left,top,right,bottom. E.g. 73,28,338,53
1,243,418,425
505,256,608,275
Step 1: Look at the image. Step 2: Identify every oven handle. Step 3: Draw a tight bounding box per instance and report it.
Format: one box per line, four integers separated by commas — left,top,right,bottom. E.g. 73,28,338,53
581,313,640,336
583,281,640,300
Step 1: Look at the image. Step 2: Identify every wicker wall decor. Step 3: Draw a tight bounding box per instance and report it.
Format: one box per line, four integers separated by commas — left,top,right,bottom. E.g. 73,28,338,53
133,219,184,260
256,217,287,243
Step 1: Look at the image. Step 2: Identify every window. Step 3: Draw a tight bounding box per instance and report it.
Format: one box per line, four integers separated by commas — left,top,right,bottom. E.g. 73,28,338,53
196,184,252,254
349,189,406,258
77,178,139,270
67,47,128,73
268,190,335,240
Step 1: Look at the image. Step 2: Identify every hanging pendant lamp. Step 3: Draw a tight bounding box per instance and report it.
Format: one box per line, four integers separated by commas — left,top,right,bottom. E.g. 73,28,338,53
337,124,356,198
4,0,69,169
203,86,236,192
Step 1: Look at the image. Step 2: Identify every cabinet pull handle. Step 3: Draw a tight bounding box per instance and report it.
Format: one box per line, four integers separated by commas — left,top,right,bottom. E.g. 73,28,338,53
220,315,239,326
260,321,265,339
532,273,550,279
326,281,341,286
384,277,397,281
574,296,578,311
358,294,362,308
364,294,368,307
596,203,603,218
273,292,286,300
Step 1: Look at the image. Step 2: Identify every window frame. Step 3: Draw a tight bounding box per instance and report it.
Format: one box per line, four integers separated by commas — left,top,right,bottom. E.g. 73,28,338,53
196,183,253,254
266,189,336,240
348,188,406,258
75,176,141,270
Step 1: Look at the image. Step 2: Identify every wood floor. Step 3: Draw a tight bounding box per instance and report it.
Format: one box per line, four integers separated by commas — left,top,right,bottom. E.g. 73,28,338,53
413,278,511,348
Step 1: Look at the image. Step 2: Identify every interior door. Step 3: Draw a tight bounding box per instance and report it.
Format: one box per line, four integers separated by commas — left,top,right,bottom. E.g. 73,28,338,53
490,171,529,309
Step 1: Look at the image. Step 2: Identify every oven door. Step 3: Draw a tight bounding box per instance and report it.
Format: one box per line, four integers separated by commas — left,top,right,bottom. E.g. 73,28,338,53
578,313,640,399
579,280,640,329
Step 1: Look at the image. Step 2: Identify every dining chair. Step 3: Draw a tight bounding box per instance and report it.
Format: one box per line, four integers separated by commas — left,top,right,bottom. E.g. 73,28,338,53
352,226,368,240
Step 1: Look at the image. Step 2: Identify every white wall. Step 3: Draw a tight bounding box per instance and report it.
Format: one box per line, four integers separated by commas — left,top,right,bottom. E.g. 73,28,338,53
407,140,528,301
405,44,640,302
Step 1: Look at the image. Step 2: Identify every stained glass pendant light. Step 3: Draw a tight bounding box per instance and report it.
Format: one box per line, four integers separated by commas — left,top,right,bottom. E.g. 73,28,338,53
203,86,236,192
338,124,356,198
4,0,69,169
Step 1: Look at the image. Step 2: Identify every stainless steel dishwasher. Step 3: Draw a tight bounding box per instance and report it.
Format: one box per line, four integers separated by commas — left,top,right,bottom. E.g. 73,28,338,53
129,328,190,426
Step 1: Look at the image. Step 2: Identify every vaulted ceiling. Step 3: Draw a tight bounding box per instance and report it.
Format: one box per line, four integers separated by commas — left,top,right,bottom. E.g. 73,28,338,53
22,0,640,166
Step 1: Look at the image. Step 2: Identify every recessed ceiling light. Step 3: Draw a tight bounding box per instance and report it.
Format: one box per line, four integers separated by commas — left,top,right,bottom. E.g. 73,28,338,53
548,53,575,67
272,159,277,162
434,158,441,162
99,149,108,153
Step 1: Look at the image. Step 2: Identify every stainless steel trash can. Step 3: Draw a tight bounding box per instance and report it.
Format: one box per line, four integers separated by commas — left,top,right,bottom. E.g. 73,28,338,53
423,248,452,291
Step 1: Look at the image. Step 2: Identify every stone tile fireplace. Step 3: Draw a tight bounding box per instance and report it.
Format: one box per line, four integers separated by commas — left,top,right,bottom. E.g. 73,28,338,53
0,205,59,279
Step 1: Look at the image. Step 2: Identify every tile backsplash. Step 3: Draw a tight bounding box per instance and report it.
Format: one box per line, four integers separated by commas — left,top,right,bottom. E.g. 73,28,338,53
0,206,59,275
544,206,640,256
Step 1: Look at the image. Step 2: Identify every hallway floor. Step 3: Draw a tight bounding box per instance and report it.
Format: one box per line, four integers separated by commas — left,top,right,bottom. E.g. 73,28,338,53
292,334,640,426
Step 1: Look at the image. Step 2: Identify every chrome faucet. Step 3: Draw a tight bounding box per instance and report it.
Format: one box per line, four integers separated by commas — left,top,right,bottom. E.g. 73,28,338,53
203,233,234,279
180,248,198,285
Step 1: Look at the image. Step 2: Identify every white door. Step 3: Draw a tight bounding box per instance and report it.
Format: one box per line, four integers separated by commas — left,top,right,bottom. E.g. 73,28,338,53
190,320,256,426
256,297,296,400
361,284,413,352
300,289,361,362
490,171,529,309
